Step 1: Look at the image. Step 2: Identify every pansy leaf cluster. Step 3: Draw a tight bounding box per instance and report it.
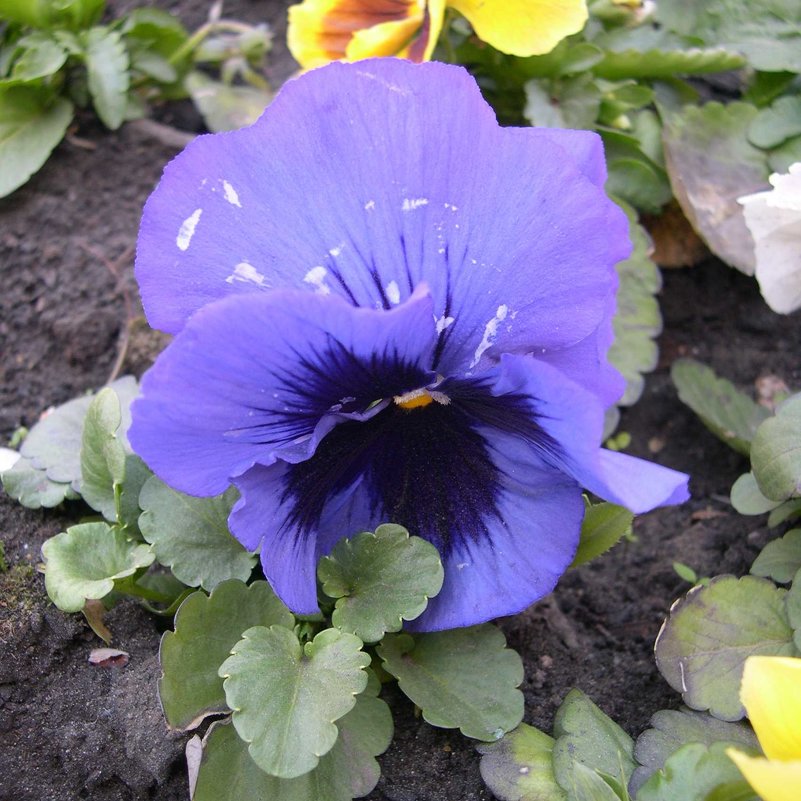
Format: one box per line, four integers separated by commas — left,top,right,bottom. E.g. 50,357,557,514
0,0,272,197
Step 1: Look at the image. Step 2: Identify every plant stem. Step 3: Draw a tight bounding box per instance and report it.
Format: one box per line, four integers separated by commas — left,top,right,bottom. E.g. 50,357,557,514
168,20,253,65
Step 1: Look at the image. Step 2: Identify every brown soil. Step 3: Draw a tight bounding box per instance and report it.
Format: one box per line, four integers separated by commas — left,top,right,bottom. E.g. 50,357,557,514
1,2,799,799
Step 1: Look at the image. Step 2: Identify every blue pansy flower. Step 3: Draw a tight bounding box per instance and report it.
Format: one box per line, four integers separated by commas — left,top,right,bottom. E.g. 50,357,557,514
130,58,689,631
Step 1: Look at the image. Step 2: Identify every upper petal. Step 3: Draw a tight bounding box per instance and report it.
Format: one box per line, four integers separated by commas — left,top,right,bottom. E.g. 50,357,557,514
447,0,588,56
727,750,801,801
136,58,629,382
741,656,801,762
129,287,436,497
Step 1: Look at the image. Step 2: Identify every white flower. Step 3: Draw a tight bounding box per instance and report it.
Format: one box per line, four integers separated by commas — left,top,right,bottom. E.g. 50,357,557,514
739,162,801,314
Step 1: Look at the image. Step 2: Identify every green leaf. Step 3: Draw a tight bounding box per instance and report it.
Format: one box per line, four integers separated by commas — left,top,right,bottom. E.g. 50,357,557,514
571,501,633,567
193,691,393,801
563,763,624,801
671,359,770,456
0,86,72,197
751,394,801,502
378,625,523,741
80,387,127,520
768,133,801,173
607,203,662,405
654,575,796,720
523,75,601,130
551,688,635,795
220,626,370,778
116,453,151,532
138,476,255,591
786,568,801,651
631,707,760,794
748,95,801,149
730,472,782,515
594,47,745,81
662,102,769,274
768,498,801,527
655,0,801,73
478,723,567,801
605,154,672,214
41,521,154,612
1,456,79,508
82,27,129,130
750,529,801,584
2,34,68,85
159,580,294,730
185,71,272,133
318,524,444,642
636,742,756,801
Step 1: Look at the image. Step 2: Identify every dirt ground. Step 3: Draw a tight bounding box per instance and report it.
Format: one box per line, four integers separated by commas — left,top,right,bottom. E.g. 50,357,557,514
1,1,799,799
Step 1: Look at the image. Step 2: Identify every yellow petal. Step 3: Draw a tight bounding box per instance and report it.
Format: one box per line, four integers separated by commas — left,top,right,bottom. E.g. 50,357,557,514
741,656,801,761
399,0,446,61
288,0,424,68
345,14,424,60
727,749,801,801
447,0,588,56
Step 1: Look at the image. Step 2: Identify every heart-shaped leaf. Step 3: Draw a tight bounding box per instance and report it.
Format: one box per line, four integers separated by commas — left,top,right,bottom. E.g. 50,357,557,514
378,625,523,742
139,476,255,591
159,579,294,730
751,529,801,584
751,394,801,502
42,522,154,612
220,626,370,778
318,524,444,642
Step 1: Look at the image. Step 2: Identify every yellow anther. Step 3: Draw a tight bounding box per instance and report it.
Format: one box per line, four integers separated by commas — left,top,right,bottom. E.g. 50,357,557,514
396,390,435,410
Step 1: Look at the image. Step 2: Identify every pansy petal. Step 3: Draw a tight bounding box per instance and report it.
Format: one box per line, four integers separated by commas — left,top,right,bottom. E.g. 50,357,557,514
741,656,801,762
410,428,584,630
448,0,589,56
136,58,629,380
345,15,423,60
129,287,436,497
287,0,423,68
476,353,689,513
727,750,801,801
402,0,445,62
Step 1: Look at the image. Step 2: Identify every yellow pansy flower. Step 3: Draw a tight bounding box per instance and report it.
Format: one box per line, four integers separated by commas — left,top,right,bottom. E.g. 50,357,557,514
727,656,801,801
287,0,589,69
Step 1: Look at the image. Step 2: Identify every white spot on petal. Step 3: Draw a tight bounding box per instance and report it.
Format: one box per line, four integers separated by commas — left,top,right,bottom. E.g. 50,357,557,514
470,305,509,369
304,266,330,295
177,209,202,251
222,180,241,207
435,315,454,334
225,262,267,286
385,280,400,305
329,243,345,258
402,197,429,211
364,199,376,211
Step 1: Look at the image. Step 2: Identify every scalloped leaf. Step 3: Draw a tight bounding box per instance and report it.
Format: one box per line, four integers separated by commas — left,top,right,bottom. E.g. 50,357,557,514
671,359,770,456
631,707,760,795
662,102,769,274
751,529,801,584
751,394,801,502
748,95,801,149
552,688,636,795
377,625,523,742
608,204,662,406
159,580,294,730
82,27,129,130
654,575,796,720
41,522,154,612
318,524,444,643
80,387,127,520
2,33,68,85
139,476,255,591
594,47,744,81
571,501,633,567
636,742,755,801
220,626,370,778
193,691,393,801
478,723,567,801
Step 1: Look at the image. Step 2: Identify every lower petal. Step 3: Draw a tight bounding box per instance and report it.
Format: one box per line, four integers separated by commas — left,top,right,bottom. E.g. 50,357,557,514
727,750,801,801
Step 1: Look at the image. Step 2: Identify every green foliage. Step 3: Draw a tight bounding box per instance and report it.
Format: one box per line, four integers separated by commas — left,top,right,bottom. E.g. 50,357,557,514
377,626,524,741
748,94,801,149
139,476,255,591
730,472,783,515
670,360,769,456
220,626,370,778
318,524,444,642
636,742,756,801
750,529,801,584
159,580,294,730
572,501,634,568
41,521,154,612
654,575,797,720
478,723,568,801
750,394,801,502
0,1,273,195
632,709,759,795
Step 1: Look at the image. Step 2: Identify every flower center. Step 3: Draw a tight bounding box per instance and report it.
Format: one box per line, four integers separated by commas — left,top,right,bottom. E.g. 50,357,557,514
394,388,450,410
